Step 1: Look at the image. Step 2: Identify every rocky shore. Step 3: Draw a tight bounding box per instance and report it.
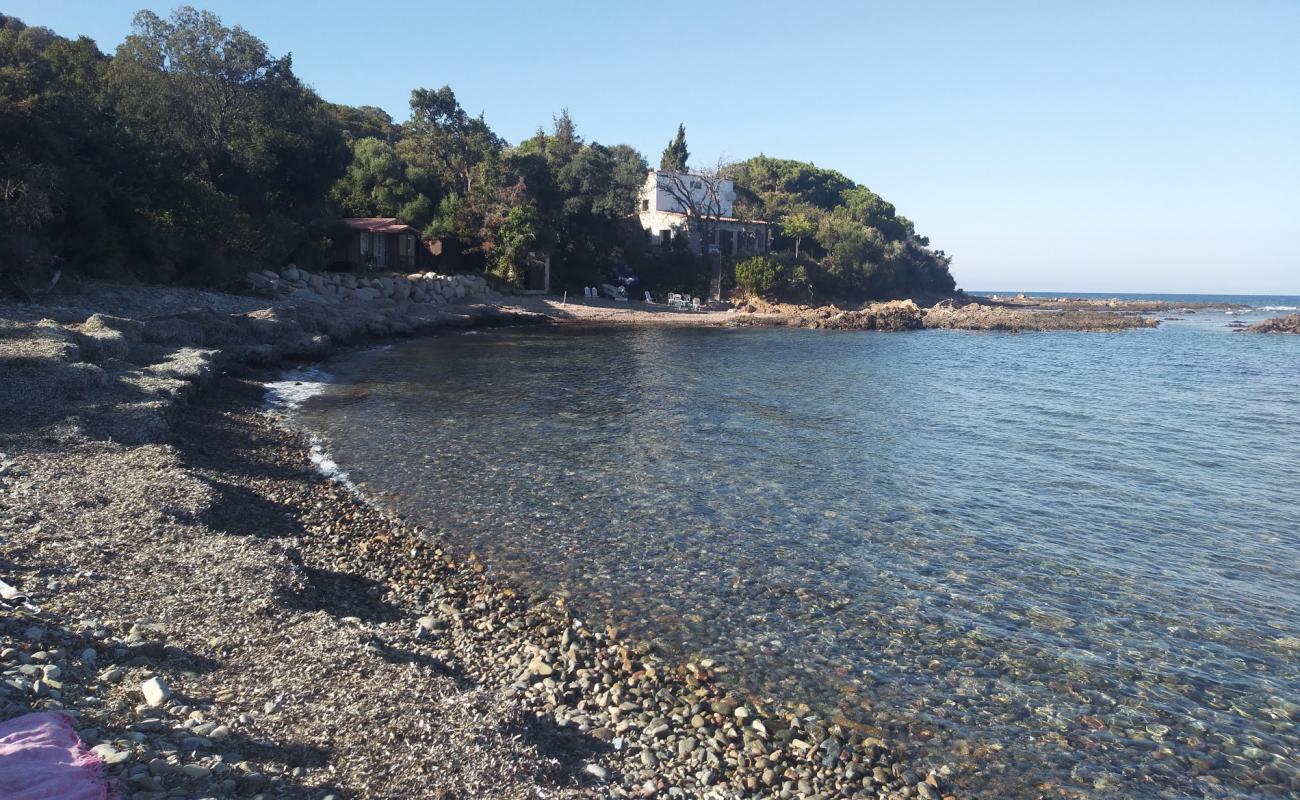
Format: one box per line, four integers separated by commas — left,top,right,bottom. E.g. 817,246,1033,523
1244,313,1300,334
2,278,956,799
920,300,1158,332
729,296,1161,332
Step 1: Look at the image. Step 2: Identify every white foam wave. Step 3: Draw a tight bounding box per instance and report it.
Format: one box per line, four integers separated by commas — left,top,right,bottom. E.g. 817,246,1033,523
264,367,335,410
308,437,353,486
1260,305,1298,312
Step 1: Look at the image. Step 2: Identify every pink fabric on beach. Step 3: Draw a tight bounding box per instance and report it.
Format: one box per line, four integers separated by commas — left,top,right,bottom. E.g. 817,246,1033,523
0,711,114,800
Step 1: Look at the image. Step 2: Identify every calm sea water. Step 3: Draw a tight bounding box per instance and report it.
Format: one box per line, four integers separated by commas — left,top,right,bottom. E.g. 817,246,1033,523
283,296,1300,798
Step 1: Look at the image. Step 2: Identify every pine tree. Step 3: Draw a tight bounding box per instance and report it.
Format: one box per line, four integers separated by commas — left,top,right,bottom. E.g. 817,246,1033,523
659,123,689,172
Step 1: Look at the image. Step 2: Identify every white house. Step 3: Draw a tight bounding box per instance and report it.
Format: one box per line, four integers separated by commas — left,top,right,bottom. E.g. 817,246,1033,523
637,169,770,258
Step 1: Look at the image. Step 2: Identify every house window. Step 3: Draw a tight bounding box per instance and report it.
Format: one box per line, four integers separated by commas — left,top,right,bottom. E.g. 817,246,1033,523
690,179,702,189
641,199,649,211
660,229,672,246
359,231,370,256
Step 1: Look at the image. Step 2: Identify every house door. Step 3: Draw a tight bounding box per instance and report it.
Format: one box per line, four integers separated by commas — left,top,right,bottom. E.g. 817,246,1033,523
373,233,387,268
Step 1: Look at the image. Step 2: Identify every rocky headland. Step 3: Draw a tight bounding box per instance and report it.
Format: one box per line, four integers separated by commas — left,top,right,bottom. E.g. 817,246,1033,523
1,276,957,799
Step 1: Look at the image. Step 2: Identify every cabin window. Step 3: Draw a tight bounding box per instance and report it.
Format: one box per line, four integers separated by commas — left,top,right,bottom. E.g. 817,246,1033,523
359,231,370,256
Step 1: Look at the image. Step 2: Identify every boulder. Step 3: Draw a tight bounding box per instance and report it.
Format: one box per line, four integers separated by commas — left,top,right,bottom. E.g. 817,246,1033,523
1245,314,1300,334
140,676,170,706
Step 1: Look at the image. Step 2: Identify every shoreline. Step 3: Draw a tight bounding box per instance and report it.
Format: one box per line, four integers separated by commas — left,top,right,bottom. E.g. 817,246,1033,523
1,280,956,799
2,277,1286,798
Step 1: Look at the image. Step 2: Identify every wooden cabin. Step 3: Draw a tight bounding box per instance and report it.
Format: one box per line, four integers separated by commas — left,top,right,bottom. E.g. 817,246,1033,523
333,218,421,271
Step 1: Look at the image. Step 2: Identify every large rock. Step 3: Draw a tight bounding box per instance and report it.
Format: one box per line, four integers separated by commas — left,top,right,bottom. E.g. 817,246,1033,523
140,676,170,706
1245,314,1300,334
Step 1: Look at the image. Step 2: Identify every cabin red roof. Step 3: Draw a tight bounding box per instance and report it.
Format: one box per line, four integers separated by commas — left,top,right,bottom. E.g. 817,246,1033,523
340,217,419,235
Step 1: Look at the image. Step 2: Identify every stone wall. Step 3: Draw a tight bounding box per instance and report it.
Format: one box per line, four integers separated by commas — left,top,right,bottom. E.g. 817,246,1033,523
247,268,495,306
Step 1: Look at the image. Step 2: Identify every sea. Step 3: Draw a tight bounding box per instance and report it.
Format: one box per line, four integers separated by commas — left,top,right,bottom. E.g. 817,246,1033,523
273,294,1300,798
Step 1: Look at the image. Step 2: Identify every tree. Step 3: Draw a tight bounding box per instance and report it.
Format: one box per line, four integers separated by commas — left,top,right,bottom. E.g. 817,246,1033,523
724,154,957,301
490,201,544,284
660,123,689,172
780,212,816,260
503,111,648,288
403,86,504,197
654,159,732,300
326,103,397,143
110,8,294,180
101,6,346,279
655,161,727,254
329,137,434,228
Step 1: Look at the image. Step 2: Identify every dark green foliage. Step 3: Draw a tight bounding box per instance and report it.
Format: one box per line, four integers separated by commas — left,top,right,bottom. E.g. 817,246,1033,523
501,110,647,288
0,8,347,291
0,9,955,299
732,254,810,299
1,15,131,286
733,255,782,295
660,123,689,172
326,104,398,143
330,137,435,230
727,155,955,300
726,156,855,211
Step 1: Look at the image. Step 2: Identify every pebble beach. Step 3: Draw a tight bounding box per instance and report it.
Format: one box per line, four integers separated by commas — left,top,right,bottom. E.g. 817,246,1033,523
4,275,1292,798
0,278,959,799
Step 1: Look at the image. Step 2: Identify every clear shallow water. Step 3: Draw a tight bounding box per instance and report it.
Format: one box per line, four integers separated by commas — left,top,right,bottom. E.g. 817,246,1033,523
287,301,1300,798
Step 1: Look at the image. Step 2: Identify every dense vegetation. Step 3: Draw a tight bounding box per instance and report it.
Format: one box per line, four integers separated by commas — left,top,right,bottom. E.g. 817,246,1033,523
725,157,955,300
0,8,956,301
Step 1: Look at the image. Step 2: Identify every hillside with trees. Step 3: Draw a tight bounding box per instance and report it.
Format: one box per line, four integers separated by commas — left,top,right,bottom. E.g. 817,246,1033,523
1,7,957,302
725,157,955,300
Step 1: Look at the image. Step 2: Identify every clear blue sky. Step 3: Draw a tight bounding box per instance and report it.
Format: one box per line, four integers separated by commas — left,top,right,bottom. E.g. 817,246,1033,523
9,1,1299,293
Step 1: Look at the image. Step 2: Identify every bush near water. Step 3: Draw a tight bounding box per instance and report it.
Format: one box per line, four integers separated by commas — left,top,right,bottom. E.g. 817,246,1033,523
1,8,956,302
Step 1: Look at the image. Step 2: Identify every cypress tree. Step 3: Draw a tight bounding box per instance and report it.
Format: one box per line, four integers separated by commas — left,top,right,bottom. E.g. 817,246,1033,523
659,123,689,172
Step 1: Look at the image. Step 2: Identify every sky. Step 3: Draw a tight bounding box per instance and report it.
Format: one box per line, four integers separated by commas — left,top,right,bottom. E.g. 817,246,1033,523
8,1,1299,294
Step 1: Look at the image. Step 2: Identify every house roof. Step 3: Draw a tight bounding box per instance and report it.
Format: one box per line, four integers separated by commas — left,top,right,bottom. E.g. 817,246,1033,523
340,217,419,235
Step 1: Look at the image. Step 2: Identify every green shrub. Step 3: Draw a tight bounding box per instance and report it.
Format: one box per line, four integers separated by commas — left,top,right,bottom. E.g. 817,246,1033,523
733,255,783,296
